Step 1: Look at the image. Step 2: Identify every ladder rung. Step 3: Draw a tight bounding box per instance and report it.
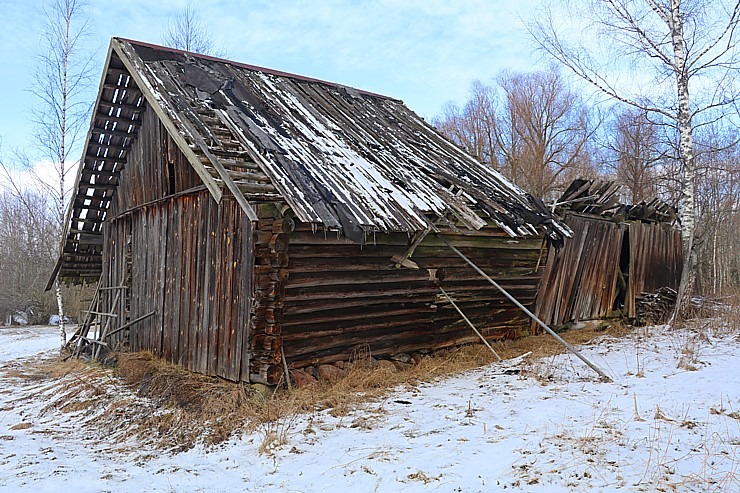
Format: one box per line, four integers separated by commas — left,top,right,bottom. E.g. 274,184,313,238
85,310,118,318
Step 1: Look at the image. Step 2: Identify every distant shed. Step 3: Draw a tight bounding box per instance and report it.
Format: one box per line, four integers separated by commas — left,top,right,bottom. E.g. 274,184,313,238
51,38,570,384
535,180,682,327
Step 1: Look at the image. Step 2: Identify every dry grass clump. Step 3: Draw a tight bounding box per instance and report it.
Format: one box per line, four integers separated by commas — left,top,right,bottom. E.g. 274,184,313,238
115,352,267,447
1,355,87,381
666,294,739,371
85,323,632,451
2,321,638,453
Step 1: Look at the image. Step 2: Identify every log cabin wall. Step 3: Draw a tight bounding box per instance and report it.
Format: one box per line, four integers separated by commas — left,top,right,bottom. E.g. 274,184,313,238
99,103,254,382
248,203,291,384
279,219,547,373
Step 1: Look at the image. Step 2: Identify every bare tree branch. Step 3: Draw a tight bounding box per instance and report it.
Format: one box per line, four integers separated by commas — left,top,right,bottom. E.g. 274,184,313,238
162,2,224,56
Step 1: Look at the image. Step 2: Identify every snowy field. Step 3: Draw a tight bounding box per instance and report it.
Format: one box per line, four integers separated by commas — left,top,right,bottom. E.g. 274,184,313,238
0,324,738,492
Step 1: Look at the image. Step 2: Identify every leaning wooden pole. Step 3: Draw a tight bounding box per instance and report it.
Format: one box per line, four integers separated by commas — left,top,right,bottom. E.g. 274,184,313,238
438,286,503,362
437,234,612,382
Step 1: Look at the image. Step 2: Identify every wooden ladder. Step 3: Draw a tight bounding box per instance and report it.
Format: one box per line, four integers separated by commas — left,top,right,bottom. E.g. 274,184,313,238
68,284,127,359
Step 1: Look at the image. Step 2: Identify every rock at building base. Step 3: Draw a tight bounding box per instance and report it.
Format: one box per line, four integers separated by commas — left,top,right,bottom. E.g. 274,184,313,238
290,369,317,388
318,364,347,381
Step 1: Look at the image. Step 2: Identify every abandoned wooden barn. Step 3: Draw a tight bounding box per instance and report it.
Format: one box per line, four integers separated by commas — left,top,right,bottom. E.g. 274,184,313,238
50,38,570,384
535,180,683,328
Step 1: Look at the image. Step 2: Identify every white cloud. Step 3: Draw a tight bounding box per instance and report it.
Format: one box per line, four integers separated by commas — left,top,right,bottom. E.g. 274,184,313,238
0,159,78,201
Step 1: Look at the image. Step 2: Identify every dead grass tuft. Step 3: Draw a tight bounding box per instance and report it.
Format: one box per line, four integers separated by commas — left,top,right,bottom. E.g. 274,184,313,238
85,322,633,451
2,321,646,453
2,356,87,381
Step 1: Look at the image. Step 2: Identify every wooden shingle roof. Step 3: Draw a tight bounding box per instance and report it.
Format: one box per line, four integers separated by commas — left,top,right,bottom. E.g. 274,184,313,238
53,38,570,284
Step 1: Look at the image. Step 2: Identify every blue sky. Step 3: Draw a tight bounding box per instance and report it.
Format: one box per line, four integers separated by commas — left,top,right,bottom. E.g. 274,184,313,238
0,0,544,163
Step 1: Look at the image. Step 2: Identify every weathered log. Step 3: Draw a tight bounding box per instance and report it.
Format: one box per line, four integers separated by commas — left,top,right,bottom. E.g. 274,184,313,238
270,233,288,253
272,217,296,234
282,306,524,342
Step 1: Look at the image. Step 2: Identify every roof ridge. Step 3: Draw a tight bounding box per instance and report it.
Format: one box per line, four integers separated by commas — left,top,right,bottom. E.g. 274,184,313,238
115,37,396,100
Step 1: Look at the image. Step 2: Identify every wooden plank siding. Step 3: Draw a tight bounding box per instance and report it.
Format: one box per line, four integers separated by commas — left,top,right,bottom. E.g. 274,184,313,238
97,96,255,382
535,215,625,327
101,192,254,381
535,214,682,326
109,104,202,215
626,222,683,318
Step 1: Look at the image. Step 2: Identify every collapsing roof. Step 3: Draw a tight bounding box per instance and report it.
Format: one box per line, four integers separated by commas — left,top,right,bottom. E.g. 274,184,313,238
53,38,570,284
536,179,682,327
555,179,678,225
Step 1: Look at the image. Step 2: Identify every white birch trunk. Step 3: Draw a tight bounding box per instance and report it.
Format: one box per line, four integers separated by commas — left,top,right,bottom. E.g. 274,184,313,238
669,0,697,321
55,279,66,349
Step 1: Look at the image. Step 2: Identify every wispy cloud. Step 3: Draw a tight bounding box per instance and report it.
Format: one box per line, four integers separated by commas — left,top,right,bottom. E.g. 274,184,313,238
0,158,78,198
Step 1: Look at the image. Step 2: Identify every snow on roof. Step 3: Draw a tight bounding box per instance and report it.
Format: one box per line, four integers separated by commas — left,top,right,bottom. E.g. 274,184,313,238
120,38,569,241
53,38,571,285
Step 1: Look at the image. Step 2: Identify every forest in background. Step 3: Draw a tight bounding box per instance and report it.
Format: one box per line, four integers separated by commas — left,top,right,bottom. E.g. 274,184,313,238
433,68,739,298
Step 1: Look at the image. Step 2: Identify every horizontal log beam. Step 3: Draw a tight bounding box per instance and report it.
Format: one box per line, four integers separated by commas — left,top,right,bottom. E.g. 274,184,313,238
283,321,526,367
285,281,536,302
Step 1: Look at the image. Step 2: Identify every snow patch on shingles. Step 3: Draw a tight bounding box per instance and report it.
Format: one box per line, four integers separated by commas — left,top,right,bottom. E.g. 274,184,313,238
301,88,451,218
256,73,435,231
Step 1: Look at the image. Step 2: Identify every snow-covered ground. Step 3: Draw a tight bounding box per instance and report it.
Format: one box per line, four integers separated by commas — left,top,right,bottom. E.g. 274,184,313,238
0,324,738,492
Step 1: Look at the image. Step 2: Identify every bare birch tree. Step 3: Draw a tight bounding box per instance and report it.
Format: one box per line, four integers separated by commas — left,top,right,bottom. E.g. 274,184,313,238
529,0,740,319
33,0,93,348
163,2,223,56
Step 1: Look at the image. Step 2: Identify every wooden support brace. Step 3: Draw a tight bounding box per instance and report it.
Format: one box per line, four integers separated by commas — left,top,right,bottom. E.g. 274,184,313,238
436,233,612,382
393,229,429,269
103,311,156,339
438,286,502,361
